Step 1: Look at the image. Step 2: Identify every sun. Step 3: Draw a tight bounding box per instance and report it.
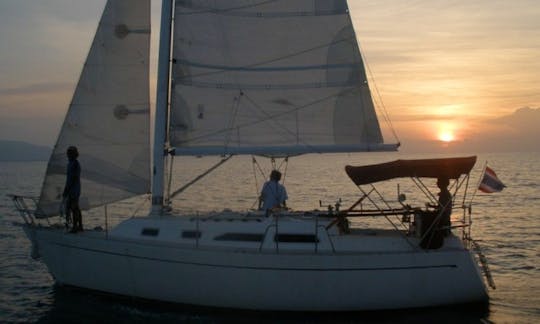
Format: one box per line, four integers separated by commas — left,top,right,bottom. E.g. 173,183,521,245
438,130,455,142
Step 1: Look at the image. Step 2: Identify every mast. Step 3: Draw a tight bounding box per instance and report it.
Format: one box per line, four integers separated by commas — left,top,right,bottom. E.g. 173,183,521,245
152,0,174,214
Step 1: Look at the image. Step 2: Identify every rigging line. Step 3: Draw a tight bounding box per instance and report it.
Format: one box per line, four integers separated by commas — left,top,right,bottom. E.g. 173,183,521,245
223,91,244,151
280,157,289,186
452,175,469,205
175,88,353,146
358,185,415,248
132,194,151,218
252,156,267,179
251,156,267,208
277,156,288,172
169,155,234,200
251,156,273,209
243,93,300,142
166,154,175,205
358,42,400,144
462,172,471,208
461,174,471,233
251,157,261,205
176,0,279,16
343,12,376,146
368,184,408,231
174,36,357,80
412,177,437,205
240,92,323,154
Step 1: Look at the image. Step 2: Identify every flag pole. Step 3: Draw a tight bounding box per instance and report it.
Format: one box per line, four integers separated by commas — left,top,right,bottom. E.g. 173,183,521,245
468,160,487,206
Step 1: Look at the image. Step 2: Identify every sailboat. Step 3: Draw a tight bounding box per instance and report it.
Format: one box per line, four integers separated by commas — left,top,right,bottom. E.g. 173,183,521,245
11,0,491,311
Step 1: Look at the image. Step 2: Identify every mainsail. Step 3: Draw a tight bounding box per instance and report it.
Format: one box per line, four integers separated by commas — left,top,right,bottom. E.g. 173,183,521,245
38,0,151,217
169,0,397,156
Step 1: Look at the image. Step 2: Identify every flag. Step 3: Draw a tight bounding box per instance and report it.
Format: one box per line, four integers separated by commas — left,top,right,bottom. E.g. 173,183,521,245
479,166,506,193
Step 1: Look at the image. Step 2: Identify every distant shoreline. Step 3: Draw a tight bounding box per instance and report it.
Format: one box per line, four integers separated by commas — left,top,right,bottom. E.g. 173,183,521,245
0,140,51,162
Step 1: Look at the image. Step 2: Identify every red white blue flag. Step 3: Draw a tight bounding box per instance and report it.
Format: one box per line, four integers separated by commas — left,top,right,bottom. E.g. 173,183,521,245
479,166,506,193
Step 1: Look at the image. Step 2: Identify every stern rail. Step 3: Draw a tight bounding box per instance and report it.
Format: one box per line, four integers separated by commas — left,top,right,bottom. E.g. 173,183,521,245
471,239,496,289
7,194,45,226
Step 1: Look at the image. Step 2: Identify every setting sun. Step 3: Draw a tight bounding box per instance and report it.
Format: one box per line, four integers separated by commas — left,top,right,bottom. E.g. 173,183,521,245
439,131,455,142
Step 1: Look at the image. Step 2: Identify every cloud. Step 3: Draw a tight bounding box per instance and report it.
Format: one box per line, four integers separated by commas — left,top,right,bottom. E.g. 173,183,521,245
389,114,462,122
462,108,540,152
490,107,540,131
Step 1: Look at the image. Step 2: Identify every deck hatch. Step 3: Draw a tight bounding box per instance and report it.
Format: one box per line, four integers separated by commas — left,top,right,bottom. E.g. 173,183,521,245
214,233,264,242
274,234,319,243
141,228,159,236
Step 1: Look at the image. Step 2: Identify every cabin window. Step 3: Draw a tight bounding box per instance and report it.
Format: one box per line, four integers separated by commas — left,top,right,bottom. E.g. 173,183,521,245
274,234,319,243
214,233,264,242
141,228,159,236
182,230,201,239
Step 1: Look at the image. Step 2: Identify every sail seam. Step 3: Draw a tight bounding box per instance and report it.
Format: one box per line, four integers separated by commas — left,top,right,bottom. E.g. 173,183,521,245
176,59,361,72
172,144,398,156
176,80,363,90
176,1,348,18
176,0,278,15
178,10,348,18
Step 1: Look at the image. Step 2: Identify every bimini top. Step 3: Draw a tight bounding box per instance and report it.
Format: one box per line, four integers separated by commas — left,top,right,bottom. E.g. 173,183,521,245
345,156,477,186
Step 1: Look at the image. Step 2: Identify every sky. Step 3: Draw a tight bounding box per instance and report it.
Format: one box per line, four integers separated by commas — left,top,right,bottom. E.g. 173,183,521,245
0,0,539,153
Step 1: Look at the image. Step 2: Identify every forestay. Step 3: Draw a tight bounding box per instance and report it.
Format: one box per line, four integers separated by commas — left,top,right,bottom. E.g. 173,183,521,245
37,0,151,217
170,0,397,156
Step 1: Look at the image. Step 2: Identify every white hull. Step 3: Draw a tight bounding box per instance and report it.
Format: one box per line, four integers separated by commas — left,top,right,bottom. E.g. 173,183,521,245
23,214,488,311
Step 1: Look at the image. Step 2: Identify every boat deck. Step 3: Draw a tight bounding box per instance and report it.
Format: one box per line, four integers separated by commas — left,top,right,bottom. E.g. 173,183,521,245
64,212,463,254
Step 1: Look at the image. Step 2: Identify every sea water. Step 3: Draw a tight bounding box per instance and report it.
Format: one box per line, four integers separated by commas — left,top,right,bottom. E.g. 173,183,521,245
1,152,539,323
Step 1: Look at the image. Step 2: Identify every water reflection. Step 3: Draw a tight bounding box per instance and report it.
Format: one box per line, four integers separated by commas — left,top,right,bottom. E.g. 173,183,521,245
36,285,490,324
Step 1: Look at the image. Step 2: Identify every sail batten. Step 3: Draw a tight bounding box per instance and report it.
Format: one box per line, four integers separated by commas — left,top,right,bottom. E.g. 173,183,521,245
176,0,350,16
176,59,362,72
177,81,362,90
170,0,391,156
